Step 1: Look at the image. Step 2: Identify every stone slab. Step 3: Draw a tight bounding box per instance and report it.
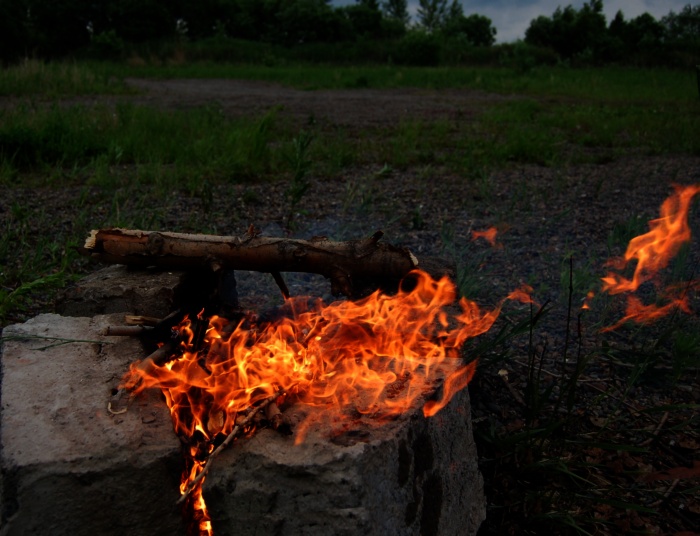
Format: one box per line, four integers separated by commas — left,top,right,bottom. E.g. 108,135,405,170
56,266,183,318
0,314,183,536
206,383,485,536
1,313,485,536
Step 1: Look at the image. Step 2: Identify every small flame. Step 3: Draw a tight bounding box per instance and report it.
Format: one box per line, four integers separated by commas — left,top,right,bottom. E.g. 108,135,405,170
602,184,700,329
181,459,213,536
471,227,499,247
581,290,595,310
122,270,528,534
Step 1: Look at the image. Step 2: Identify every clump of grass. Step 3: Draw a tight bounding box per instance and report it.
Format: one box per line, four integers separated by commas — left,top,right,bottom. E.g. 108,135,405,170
0,59,133,97
284,129,314,232
0,103,289,186
469,245,700,535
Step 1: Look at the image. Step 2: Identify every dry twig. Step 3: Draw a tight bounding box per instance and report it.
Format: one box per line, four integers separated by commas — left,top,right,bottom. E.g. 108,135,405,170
176,387,291,506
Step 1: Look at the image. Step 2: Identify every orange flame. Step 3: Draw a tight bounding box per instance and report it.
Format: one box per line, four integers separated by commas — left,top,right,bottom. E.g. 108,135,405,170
601,184,700,328
471,226,499,247
122,270,529,533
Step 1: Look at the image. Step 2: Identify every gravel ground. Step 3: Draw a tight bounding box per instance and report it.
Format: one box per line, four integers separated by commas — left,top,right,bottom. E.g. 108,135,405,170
3,79,700,534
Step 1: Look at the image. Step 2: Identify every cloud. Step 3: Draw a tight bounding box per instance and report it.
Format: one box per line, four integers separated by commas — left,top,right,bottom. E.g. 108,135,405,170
330,0,689,42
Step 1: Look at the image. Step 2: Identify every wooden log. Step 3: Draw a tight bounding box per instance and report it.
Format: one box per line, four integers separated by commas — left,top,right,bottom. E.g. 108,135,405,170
78,227,453,297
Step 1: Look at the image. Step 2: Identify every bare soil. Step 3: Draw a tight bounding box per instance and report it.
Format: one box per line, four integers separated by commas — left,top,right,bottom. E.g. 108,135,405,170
4,79,700,535
123,77,515,128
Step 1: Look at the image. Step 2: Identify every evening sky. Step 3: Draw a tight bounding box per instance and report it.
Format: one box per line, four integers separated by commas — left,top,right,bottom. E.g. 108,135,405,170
330,0,692,42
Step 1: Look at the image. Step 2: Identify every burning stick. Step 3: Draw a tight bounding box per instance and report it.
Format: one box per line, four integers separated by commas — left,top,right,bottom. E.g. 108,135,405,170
109,340,182,414
125,315,161,326
264,399,293,435
122,341,179,391
176,387,291,506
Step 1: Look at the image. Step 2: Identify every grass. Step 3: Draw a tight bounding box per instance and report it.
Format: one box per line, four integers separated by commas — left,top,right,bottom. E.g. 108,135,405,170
1,60,699,535
3,60,698,102
1,62,699,185
0,102,292,187
99,62,699,103
468,262,700,535
0,59,133,97
436,182,700,534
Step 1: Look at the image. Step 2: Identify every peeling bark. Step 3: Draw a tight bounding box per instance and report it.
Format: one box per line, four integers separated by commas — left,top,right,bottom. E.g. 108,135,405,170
79,228,453,297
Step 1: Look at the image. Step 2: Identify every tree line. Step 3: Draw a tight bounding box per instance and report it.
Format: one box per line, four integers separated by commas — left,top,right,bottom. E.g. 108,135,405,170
0,0,698,67
525,1,700,66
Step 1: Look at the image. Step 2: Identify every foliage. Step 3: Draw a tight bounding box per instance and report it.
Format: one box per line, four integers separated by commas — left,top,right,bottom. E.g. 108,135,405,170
0,0,30,64
276,0,349,46
382,0,409,26
524,0,700,66
284,129,314,232
525,0,608,61
416,0,447,32
340,1,384,40
0,102,290,182
394,31,442,66
0,59,131,97
662,4,700,44
2,0,698,68
443,13,497,47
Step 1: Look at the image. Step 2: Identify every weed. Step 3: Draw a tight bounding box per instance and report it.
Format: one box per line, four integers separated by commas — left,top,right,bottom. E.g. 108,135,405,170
606,214,649,255
559,254,599,307
283,129,314,232
671,329,700,379
0,272,68,324
0,59,133,97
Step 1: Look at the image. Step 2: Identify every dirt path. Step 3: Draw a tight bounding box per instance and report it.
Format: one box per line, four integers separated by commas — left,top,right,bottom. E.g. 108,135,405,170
123,77,513,127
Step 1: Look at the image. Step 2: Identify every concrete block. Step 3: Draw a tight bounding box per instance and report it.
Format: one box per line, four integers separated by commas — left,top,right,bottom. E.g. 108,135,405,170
56,265,182,319
1,313,485,536
206,383,485,536
0,314,183,536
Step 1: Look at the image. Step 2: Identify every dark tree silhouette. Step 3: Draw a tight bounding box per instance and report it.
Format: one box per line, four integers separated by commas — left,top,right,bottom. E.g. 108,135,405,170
417,0,447,32
444,13,497,47
525,1,607,60
382,0,409,26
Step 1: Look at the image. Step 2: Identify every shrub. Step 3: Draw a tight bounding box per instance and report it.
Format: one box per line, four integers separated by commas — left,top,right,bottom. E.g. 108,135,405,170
394,31,441,66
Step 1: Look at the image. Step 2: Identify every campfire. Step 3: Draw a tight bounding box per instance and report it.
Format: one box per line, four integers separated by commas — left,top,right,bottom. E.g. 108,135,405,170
2,184,696,536
83,182,700,535
118,272,510,533
84,228,533,534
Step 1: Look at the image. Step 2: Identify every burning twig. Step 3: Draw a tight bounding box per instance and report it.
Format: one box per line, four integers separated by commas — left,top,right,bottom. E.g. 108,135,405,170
176,387,291,506
122,341,179,392
264,400,293,434
125,315,162,326
110,341,182,414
